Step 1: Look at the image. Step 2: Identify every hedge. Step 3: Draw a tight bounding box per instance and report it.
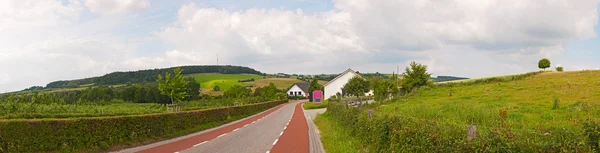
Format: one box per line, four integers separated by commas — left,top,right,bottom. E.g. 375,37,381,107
0,100,287,153
326,100,599,152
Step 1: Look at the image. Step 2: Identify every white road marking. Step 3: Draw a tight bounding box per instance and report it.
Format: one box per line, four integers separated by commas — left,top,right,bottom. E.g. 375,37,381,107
272,139,279,145
217,133,227,138
233,128,239,132
252,121,256,124
266,151,270,153
284,126,287,130
244,124,249,127
279,131,284,136
193,141,208,147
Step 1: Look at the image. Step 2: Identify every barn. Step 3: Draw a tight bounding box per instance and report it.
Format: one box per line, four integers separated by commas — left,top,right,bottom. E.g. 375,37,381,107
286,82,309,98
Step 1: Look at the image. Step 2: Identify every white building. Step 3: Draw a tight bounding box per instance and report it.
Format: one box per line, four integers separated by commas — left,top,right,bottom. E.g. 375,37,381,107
286,82,310,97
324,69,358,100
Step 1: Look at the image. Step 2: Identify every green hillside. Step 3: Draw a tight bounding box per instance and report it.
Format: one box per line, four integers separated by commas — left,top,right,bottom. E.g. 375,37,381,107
318,70,600,152
189,74,264,91
381,71,600,129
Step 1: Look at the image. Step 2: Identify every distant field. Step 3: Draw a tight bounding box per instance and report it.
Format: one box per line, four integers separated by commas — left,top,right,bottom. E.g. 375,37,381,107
190,73,264,91
244,78,305,90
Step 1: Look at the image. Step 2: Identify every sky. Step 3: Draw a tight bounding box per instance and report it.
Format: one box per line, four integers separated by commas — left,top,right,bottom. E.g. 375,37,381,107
0,0,599,92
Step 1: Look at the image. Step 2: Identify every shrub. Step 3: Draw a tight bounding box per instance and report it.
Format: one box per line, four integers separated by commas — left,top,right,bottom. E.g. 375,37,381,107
213,85,221,91
0,100,287,152
552,98,560,110
556,66,564,72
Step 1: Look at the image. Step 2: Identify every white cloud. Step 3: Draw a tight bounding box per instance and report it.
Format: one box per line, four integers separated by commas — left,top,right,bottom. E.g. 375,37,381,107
147,0,597,76
85,0,150,15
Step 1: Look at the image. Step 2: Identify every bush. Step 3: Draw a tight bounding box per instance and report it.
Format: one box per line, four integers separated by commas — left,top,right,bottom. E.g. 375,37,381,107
0,100,287,152
556,66,564,72
213,85,221,91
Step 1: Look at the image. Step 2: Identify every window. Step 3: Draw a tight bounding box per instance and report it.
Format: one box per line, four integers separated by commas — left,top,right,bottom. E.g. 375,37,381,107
289,92,293,96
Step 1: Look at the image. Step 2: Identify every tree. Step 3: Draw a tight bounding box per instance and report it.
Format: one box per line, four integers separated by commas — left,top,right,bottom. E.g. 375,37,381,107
556,66,564,72
157,67,189,104
538,58,551,70
213,85,221,91
254,83,278,100
343,76,370,99
369,78,397,101
402,61,431,92
224,85,252,98
185,77,201,100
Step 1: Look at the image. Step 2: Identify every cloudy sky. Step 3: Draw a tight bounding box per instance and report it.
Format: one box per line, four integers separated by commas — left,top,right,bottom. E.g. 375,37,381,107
0,0,599,92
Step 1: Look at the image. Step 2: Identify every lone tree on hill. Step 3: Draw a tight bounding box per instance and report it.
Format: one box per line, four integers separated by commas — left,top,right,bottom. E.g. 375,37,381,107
556,66,564,72
538,58,551,70
343,76,370,101
402,61,431,92
157,67,189,104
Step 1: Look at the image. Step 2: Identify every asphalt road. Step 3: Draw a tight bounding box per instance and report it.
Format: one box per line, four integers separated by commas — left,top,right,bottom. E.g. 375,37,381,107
115,100,309,153
179,100,303,153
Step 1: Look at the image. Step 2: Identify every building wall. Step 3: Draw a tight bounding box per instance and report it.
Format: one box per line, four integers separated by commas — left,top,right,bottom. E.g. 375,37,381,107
286,85,306,97
324,72,358,100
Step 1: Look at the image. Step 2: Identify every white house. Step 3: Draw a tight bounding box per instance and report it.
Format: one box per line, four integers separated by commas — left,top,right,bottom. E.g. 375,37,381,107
324,68,375,100
286,82,310,97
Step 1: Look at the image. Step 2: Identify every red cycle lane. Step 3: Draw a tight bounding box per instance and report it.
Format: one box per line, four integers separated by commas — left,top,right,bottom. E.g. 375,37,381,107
137,104,286,153
270,102,309,153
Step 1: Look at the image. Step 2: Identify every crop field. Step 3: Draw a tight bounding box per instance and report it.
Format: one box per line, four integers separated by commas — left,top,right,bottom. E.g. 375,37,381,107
243,78,305,90
0,97,271,119
190,73,264,90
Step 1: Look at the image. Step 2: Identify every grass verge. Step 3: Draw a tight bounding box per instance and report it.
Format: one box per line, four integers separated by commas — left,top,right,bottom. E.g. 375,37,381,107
302,100,328,110
314,112,363,153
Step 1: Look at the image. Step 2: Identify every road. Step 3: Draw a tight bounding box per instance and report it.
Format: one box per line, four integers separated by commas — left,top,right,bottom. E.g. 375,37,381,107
115,99,309,153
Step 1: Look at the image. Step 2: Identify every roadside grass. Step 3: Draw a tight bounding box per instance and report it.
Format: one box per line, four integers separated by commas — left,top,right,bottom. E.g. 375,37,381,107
303,100,328,110
314,112,364,153
378,70,600,130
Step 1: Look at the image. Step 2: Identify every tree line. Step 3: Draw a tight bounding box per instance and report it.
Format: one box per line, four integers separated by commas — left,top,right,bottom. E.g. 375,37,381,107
44,65,262,89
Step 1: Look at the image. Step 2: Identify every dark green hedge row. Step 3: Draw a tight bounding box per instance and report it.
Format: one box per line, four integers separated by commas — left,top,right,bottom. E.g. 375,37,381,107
327,100,599,152
0,100,287,153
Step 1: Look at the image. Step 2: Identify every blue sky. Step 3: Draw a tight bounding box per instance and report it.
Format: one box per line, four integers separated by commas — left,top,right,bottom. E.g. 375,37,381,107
0,0,598,92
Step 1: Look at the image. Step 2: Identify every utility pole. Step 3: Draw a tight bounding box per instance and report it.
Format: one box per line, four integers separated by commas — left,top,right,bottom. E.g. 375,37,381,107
217,54,219,66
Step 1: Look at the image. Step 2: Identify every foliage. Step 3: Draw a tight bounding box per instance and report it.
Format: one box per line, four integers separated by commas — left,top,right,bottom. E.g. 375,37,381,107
343,76,370,98
238,78,255,82
157,67,189,103
402,61,431,91
213,85,221,91
185,77,201,100
223,85,251,98
538,58,551,70
308,78,325,102
45,65,262,89
0,100,287,152
254,83,278,100
556,66,564,72
369,78,398,101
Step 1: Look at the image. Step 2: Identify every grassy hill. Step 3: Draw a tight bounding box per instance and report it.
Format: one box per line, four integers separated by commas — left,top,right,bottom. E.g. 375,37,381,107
188,73,264,90
380,71,600,129
317,70,600,152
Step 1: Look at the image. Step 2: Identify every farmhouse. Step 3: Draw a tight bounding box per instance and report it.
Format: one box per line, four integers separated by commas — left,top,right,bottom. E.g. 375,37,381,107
324,68,362,100
286,82,309,97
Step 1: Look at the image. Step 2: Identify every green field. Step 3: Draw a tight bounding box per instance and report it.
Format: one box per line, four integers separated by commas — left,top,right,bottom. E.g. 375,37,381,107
189,74,264,90
321,70,600,152
380,71,600,129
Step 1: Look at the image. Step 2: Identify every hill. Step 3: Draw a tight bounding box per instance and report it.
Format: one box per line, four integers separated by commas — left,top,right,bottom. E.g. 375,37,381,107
318,70,600,152
41,65,262,89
